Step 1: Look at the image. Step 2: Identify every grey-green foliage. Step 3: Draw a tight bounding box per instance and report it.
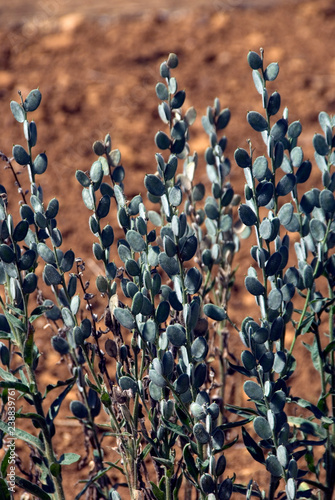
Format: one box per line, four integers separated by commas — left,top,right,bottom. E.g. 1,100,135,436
233,49,335,500
0,49,334,500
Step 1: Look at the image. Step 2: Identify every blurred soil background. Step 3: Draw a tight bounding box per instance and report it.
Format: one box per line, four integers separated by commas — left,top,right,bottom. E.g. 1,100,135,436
0,0,335,497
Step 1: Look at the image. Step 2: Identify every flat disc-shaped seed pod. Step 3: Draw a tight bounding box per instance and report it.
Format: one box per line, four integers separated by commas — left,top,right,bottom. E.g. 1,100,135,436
24,89,42,112
194,363,206,388
278,203,293,226
276,174,296,196
208,402,220,420
290,146,303,168
22,273,38,294
218,478,233,500
155,131,171,150
283,213,300,232
96,274,109,295
51,336,69,355
245,276,265,296
265,252,282,277
156,300,170,324
267,91,281,116
190,402,206,420
185,267,202,295
119,376,138,394
310,218,327,242
131,291,143,315
155,82,168,100
203,303,227,321
296,160,312,184
126,230,146,253
125,259,141,277
149,369,166,388
96,195,110,219
193,422,210,444
264,62,279,81
112,165,125,184
12,220,29,243
149,381,162,401
234,148,251,168
76,170,90,187
200,474,215,494
10,101,25,122
247,51,262,69
145,174,165,197
253,416,272,440
191,337,208,363
216,455,227,477
205,200,220,220
270,118,287,142
166,324,186,347
239,204,257,226
113,307,135,330
252,327,268,344
313,133,329,156
288,120,302,139
241,350,256,371
174,373,189,394
268,288,283,310
43,264,62,286
320,189,335,213
33,153,48,175
140,296,153,316
270,316,284,341
259,351,274,372
179,235,197,262
281,283,295,302
12,144,30,166
257,182,274,206
19,249,36,271
266,455,283,477
171,90,185,109
270,390,286,413
159,252,179,278
247,111,268,132
217,108,231,130
45,198,59,220
82,188,95,211
162,351,174,377
244,380,263,401
273,141,284,170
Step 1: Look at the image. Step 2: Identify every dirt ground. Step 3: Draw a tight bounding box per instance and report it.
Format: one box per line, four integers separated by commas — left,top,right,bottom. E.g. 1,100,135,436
0,0,335,498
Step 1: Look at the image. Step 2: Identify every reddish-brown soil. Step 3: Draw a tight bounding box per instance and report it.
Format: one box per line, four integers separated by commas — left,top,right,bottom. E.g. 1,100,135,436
1,0,335,498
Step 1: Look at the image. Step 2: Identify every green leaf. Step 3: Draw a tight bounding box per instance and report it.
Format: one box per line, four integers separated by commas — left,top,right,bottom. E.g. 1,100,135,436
0,420,44,453
242,426,265,465
58,453,81,465
15,476,51,499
